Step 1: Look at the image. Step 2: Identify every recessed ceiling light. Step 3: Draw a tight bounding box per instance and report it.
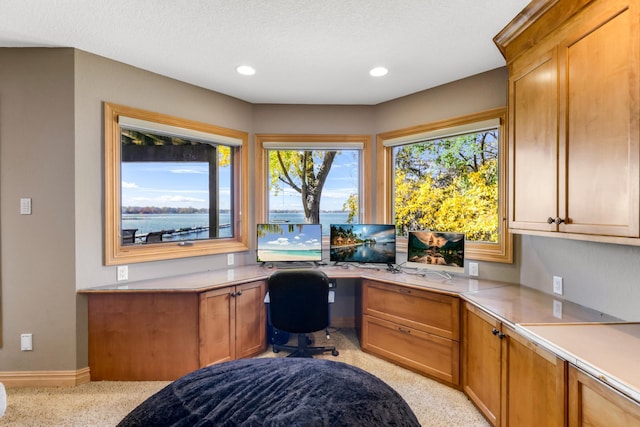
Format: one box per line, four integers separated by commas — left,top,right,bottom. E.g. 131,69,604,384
370,67,388,77
236,65,256,76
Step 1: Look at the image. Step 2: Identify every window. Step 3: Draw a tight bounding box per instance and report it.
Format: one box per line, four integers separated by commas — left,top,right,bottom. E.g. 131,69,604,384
255,134,372,233
104,103,249,265
377,109,512,263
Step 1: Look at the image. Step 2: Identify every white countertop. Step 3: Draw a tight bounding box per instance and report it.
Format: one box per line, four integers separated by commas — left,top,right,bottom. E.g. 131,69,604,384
516,323,640,403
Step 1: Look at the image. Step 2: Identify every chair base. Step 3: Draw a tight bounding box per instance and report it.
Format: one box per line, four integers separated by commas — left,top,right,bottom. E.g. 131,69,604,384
273,333,339,358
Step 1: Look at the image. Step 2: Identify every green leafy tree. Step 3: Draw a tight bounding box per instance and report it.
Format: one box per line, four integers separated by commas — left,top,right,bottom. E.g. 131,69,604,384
269,150,337,223
394,131,499,242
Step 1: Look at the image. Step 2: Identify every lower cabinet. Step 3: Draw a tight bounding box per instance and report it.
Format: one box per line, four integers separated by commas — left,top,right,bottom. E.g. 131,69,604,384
200,280,267,366
569,365,640,426
88,281,267,381
361,279,460,386
462,302,566,427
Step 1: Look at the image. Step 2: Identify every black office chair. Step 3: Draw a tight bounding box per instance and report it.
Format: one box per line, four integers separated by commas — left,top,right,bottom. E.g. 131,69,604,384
268,269,339,358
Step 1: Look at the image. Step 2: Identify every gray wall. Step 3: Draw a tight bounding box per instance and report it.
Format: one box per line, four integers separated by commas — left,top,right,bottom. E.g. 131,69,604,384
1,48,638,374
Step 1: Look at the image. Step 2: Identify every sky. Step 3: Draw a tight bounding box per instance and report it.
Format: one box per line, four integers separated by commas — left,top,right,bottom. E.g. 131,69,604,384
121,150,360,211
256,224,323,251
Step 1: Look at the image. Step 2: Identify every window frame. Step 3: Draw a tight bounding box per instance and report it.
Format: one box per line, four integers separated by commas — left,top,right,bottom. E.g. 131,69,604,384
104,102,249,265
376,108,512,263
254,134,373,228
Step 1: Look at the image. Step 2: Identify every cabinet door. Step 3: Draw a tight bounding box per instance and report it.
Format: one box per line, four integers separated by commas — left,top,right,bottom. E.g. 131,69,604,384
200,287,234,366
558,0,640,237
462,303,503,426
509,49,559,232
234,280,267,359
569,365,640,427
503,327,566,427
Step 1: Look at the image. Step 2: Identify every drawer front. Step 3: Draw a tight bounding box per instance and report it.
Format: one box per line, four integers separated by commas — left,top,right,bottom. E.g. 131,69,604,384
362,314,459,386
362,280,459,340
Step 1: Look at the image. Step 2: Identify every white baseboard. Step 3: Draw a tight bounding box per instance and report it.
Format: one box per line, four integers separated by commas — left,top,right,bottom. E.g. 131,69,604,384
0,367,90,387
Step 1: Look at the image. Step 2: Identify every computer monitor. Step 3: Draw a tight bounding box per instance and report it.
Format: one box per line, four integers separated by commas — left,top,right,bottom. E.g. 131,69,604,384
406,231,465,275
329,224,396,265
256,223,323,263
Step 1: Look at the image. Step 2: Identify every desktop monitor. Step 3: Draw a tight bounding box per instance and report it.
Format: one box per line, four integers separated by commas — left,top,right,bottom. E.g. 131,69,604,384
256,223,323,263
406,231,465,274
329,224,396,265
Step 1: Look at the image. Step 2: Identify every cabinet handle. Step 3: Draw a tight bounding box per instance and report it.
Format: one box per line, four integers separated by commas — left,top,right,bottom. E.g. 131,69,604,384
398,288,412,294
230,291,237,297
236,291,242,296
492,328,500,336
547,217,565,225
498,332,506,339
398,327,411,334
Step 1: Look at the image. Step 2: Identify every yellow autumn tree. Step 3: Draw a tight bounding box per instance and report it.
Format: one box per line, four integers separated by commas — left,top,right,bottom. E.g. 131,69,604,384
393,131,499,243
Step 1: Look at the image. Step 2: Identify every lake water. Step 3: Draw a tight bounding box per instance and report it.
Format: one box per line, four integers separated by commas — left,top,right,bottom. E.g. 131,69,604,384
121,211,351,242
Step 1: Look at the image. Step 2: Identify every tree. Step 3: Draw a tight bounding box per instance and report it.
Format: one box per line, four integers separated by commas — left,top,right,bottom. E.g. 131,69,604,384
393,131,499,242
269,150,337,223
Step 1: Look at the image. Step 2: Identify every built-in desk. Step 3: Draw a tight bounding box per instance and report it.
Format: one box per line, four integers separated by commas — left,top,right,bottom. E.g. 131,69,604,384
80,263,639,415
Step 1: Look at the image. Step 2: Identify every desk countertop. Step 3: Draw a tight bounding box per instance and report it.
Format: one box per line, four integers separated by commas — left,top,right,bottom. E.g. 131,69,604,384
78,264,513,295
516,323,640,403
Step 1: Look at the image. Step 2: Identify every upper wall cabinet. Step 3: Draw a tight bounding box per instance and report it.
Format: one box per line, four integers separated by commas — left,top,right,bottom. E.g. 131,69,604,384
496,0,640,241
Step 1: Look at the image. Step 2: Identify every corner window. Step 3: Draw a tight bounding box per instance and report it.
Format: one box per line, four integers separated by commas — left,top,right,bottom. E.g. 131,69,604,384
104,103,249,265
377,109,512,263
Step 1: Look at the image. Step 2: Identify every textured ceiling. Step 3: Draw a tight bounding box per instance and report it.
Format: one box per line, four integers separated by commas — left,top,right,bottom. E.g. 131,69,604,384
0,0,529,105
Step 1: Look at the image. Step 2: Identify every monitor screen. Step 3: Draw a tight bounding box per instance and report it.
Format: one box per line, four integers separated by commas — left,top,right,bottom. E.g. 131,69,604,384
329,224,396,264
256,223,323,263
406,231,465,273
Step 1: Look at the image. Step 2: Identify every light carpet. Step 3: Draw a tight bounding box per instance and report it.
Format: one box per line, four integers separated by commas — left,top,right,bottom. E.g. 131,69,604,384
1,328,488,426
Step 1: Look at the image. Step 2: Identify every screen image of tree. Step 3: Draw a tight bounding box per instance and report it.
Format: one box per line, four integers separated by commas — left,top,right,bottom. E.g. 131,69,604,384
407,231,465,272
329,224,396,264
268,149,359,230
393,129,498,243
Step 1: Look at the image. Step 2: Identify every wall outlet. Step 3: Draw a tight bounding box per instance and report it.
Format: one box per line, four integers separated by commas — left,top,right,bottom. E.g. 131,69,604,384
117,265,129,281
553,276,563,295
553,300,563,319
227,253,234,266
469,262,479,277
21,333,33,351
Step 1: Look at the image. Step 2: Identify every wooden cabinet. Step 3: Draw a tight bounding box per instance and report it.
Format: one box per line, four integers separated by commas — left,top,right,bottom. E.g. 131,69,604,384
88,281,266,381
503,0,640,239
361,279,460,386
569,365,640,426
88,292,200,381
462,302,566,426
200,280,267,366
462,303,502,425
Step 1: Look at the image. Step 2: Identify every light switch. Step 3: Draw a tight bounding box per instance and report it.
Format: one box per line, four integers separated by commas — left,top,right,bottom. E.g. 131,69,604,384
20,198,32,215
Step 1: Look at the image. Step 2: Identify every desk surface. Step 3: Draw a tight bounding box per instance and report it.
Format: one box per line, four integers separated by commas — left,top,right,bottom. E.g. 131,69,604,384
79,264,511,295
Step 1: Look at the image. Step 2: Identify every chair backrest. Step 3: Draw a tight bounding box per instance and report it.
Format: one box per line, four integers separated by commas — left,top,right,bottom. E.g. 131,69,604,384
268,269,330,334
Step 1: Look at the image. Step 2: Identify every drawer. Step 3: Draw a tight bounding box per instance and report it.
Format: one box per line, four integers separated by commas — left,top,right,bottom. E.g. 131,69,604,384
362,279,460,340
362,314,459,386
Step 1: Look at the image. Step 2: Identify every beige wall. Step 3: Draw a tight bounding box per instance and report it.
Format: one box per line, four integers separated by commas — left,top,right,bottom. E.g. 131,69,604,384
1,48,638,375
0,49,77,370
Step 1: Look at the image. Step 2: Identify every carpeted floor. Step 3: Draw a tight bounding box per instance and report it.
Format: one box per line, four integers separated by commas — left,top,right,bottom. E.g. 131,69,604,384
0,328,488,426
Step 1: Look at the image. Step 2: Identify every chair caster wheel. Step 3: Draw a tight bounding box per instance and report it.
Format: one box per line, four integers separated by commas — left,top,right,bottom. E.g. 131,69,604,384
273,348,280,353
332,350,339,356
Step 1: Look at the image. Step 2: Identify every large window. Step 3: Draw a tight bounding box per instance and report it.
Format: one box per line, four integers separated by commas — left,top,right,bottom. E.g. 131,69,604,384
255,134,372,233
377,109,512,263
104,103,249,265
